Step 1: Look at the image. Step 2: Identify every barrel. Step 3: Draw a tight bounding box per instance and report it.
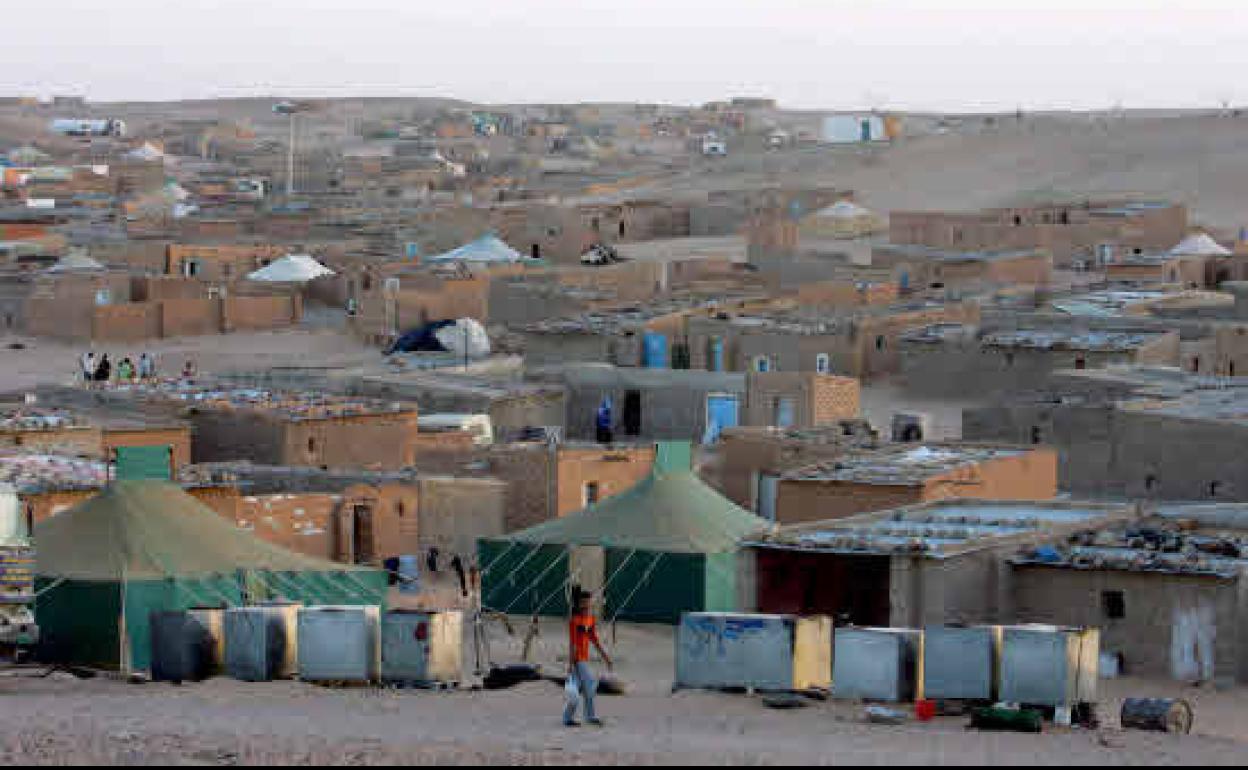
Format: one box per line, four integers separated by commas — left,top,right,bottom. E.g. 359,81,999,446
397,555,420,594
970,706,1043,733
1120,698,1193,734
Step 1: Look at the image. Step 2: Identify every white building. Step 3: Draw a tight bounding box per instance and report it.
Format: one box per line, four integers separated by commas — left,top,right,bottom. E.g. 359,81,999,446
821,114,886,144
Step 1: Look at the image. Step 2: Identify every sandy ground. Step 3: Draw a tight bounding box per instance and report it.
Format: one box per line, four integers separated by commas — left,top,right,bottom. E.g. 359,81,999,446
0,328,382,394
0,619,1245,765
634,114,1248,231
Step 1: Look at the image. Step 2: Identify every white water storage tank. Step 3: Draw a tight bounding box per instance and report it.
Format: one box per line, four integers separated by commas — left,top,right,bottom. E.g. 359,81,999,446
674,612,832,692
999,625,1099,706
922,626,999,701
833,627,923,702
380,610,463,684
297,606,381,683
0,484,21,543
225,603,300,681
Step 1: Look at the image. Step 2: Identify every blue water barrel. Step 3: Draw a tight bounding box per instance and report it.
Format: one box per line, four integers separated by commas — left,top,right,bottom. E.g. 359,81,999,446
642,332,668,369
397,554,421,594
708,337,725,372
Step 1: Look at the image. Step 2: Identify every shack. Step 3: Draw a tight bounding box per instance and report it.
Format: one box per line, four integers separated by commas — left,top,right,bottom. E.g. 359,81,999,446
745,499,1133,626
1011,503,1248,684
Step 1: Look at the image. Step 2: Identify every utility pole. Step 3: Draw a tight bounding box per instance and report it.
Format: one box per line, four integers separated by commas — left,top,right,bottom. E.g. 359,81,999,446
273,101,306,198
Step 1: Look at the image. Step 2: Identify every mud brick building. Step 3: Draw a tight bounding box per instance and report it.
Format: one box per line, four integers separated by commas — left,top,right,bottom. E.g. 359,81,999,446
773,443,1058,526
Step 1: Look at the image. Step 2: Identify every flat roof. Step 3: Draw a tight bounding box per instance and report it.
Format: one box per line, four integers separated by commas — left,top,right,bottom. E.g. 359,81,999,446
980,328,1165,352
784,444,1029,485
699,299,960,337
1013,515,1248,578
874,243,1043,263
97,381,415,421
899,323,1166,352
752,499,1130,558
0,452,108,492
1119,387,1248,425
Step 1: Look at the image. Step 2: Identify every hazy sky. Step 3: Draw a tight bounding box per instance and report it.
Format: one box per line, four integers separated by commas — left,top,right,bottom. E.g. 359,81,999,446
4,0,1246,111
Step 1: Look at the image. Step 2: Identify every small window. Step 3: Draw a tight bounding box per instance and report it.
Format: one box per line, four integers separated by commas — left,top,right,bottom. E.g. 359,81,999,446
583,481,600,507
1210,481,1223,498
753,355,771,373
1102,590,1126,620
307,437,317,455
815,353,830,374
875,335,886,351
1030,426,1042,445
1075,355,1087,370
396,501,406,518
1145,474,1159,492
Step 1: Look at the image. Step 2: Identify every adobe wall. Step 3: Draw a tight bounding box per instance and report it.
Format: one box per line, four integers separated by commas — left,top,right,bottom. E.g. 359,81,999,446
555,445,655,516
775,480,922,525
1012,566,1242,683
417,477,506,558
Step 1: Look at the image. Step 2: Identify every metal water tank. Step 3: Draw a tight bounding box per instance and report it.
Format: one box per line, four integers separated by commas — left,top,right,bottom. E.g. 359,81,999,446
380,610,463,684
833,627,923,702
674,612,831,692
923,625,999,701
150,608,225,682
297,605,381,683
998,625,1099,706
225,603,300,681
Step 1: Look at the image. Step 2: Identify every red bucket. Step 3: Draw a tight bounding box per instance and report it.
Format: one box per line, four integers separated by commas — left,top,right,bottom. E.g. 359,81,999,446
914,699,936,722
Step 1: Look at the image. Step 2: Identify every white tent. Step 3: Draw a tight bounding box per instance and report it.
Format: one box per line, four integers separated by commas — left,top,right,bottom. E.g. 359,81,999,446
44,253,105,274
1169,233,1231,257
433,318,491,358
246,254,335,283
426,235,532,264
816,200,875,219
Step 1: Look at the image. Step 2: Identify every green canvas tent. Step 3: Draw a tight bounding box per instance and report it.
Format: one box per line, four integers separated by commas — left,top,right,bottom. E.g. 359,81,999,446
34,481,387,672
479,443,769,622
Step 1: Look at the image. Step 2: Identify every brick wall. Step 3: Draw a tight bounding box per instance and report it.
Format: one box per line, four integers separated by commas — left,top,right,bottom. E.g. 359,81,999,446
92,303,161,342
223,294,301,332
555,445,655,516
773,447,1057,525
745,372,861,428
0,426,101,455
158,298,221,337
417,477,506,557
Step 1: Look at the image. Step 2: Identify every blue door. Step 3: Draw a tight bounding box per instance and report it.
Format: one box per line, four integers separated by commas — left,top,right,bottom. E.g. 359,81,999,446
707,337,724,372
704,395,739,444
642,332,668,369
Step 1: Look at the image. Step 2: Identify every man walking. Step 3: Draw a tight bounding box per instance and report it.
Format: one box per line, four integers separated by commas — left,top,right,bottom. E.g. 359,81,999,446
564,588,612,727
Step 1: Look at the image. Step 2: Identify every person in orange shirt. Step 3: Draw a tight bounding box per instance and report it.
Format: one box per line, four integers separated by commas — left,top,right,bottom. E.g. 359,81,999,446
564,589,612,727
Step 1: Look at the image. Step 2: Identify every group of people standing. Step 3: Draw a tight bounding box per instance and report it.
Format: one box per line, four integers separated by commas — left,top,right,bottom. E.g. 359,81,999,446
78,351,195,385
80,350,156,384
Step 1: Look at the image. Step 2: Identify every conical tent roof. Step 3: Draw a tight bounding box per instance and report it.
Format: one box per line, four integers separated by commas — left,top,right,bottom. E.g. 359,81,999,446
1169,233,1231,257
246,254,334,282
35,481,363,581
427,234,531,264
43,252,104,274
813,200,874,219
505,450,768,554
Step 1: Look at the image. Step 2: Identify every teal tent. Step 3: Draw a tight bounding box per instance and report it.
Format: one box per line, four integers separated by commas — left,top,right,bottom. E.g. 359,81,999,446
479,443,769,622
34,481,387,672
